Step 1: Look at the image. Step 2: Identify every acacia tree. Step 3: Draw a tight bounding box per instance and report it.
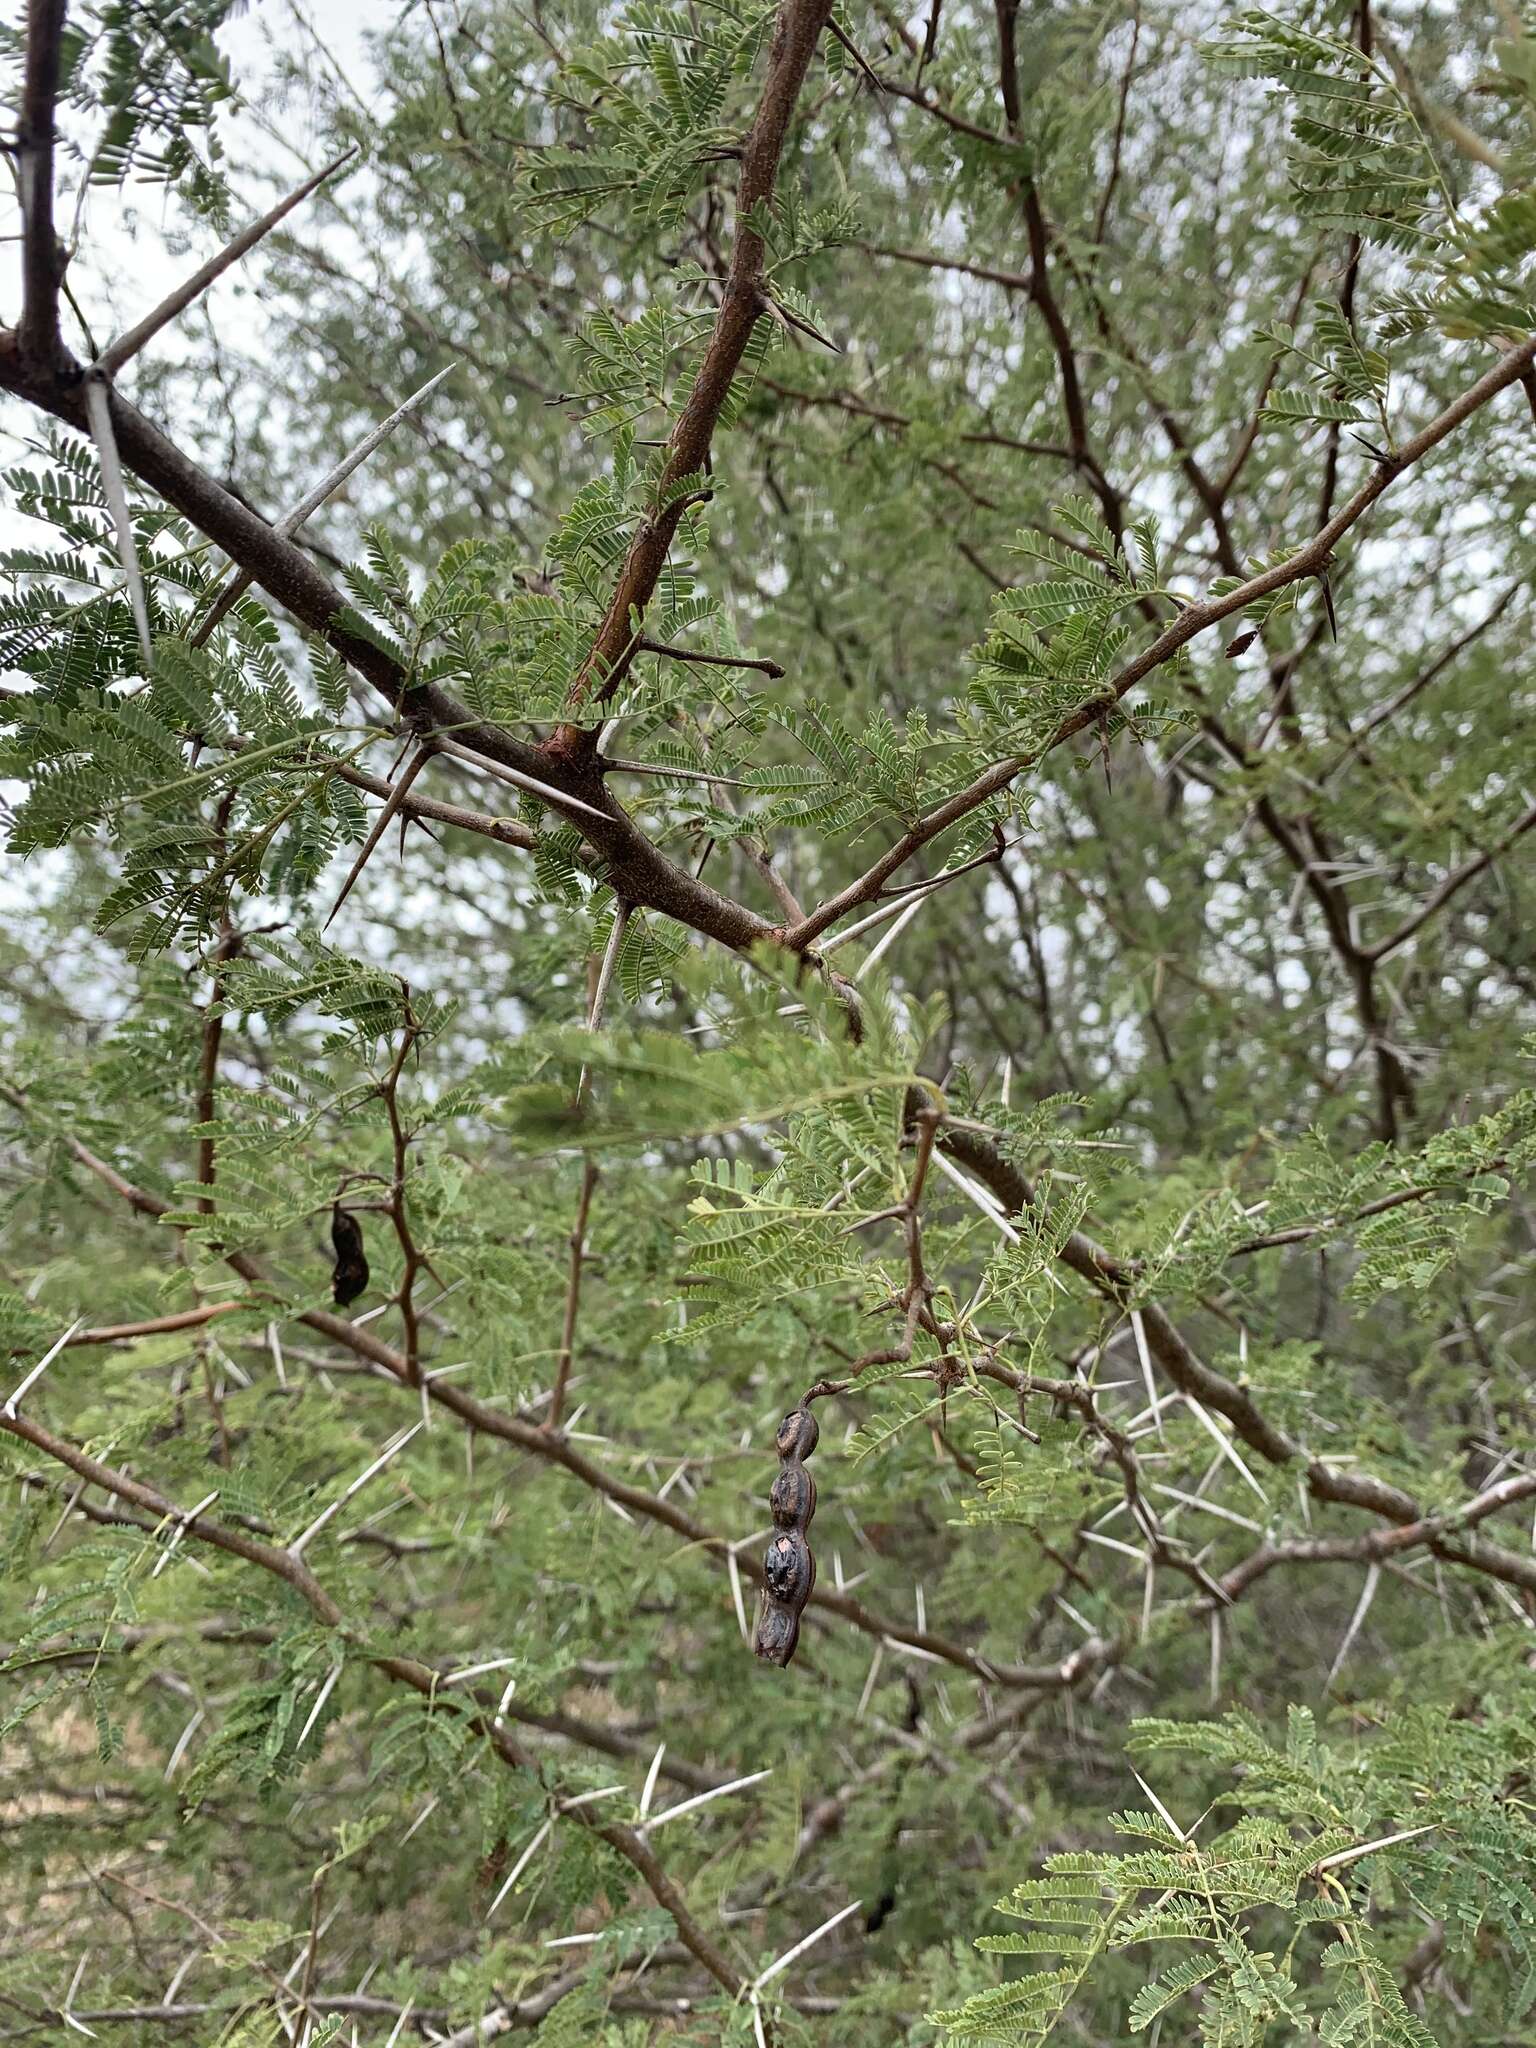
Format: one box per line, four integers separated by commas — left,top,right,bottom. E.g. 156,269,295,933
3,0,1536,2041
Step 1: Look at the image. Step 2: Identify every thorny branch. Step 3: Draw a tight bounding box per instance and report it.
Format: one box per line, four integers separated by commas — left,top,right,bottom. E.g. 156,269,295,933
0,1403,753,2005
10,1068,1536,1692
5,2,1536,2026
548,0,837,748
380,994,428,1379
0,0,1531,1050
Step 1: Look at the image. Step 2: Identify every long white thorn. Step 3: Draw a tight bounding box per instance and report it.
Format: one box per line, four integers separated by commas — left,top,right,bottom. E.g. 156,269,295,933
296,1664,343,1750
1129,1311,1162,1440
1309,1823,1438,1876
750,1895,864,1992
1326,1561,1381,1689
930,1147,1022,1243
1130,1768,1188,1844
82,377,153,669
442,1654,521,1687
289,1423,422,1557
97,150,356,376
4,1316,83,1417
726,1542,751,1644
1182,1394,1270,1504
850,893,926,979
639,1743,666,1820
433,737,611,823
640,1767,772,1834
483,1819,553,1920
191,362,458,646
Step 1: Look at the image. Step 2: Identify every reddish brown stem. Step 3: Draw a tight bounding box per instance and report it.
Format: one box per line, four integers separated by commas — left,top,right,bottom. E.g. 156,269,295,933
550,0,835,747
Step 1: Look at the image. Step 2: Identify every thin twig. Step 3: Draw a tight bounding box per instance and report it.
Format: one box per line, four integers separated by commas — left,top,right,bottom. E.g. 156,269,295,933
96,150,356,377
323,746,435,929
787,335,1536,949
548,906,630,1429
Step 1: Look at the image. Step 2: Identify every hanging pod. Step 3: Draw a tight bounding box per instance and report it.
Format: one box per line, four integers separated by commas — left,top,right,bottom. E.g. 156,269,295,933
330,1204,370,1308
754,1404,819,1667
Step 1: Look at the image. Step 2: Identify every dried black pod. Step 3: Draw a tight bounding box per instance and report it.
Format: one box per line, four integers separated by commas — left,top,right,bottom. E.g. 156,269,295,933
764,1528,815,1605
754,1404,819,1668
769,1460,816,1528
755,1601,801,1666
330,1205,370,1308
775,1407,819,1462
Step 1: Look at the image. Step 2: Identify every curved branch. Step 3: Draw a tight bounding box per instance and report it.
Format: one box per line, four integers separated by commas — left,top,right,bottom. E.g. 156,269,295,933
933,1115,1536,1597
787,335,1536,949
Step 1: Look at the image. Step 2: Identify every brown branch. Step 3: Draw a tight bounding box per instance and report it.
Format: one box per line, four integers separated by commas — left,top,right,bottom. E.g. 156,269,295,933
981,1359,1234,1608
16,0,69,368
761,372,1077,463
826,1099,944,1387
53,1302,246,1347
872,74,1012,148
0,339,780,955
552,0,835,742
991,0,1126,542
786,334,1536,949
0,1404,751,2000
328,757,536,852
637,637,786,679
933,1115,1536,1595
0,1080,1100,1691
1229,1157,1509,1258
547,1159,597,1431
1219,1472,1536,1603
1016,177,1125,541
0,1406,342,1598
855,240,1032,292
5,1605,727,1791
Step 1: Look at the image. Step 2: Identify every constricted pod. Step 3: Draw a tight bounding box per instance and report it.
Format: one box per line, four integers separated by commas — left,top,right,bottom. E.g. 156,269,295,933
754,1405,819,1668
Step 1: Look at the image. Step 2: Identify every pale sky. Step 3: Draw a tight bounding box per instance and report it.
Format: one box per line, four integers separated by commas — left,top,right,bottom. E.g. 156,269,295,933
0,3,390,900
1,2,384,399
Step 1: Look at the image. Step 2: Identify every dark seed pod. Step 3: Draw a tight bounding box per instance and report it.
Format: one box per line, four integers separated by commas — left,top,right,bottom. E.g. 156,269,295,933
330,1205,370,1308
775,1407,819,1462
769,1461,816,1529
764,1529,815,1605
755,1602,800,1666
754,1405,819,1668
